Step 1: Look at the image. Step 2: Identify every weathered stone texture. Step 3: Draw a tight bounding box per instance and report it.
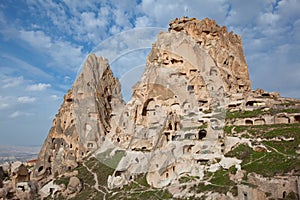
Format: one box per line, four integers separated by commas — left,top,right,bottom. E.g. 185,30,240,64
31,53,123,182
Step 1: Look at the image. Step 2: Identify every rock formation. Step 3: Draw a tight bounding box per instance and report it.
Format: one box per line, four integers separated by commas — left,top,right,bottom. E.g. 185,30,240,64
26,17,300,199
31,54,123,184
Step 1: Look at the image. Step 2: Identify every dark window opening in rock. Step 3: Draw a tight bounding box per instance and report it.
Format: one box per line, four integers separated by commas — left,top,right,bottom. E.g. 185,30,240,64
295,115,300,123
243,192,248,200
107,95,112,102
246,101,256,107
168,123,172,130
190,69,197,74
117,138,120,143
283,191,286,198
174,122,178,131
198,100,208,106
245,119,253,125
172,166,175,171
81,152,84,156
153,111,156,116
18,185,25,192
142,98,154,116
171,135,176,141
262,93,270,97
87,143,93,148
38,166,43,173
142,147,147,150
239,85,244,90
61,142,64,146
170,58,183,64
187,85,194,91
166,172,169,178
64,121,66,124
164,132,170,142
66,98,73,102
198,129,207,140
68,166,71,171
174,95,177,98
71,119,74,123
70,144,72,148
123,122,126,127
130,176,133,180
48,156,52,163
228,104,237,108
115,171,122,177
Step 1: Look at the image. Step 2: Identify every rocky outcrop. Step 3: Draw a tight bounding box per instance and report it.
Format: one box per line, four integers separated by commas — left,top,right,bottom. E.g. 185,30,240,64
103,17,253,188
169,17,251,94
31,54,124,183
31,17,300,199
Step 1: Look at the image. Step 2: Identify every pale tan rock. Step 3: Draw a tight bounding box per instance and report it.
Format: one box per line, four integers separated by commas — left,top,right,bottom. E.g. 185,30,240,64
65,176,82,195
31,53,124,183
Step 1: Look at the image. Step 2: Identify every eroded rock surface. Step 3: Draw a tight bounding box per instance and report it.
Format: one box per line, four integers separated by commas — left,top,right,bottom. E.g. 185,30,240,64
31,54,124,183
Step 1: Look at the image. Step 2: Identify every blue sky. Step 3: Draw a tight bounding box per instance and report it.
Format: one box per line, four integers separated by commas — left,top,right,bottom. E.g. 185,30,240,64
0,0,299,146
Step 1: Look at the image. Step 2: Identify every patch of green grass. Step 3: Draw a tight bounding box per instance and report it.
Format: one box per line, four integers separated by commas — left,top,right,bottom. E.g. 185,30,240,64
226,109,265,119
226,107,300,120
179,175,199,184
54,176,69,186
225,143,300,177
190,168,237,196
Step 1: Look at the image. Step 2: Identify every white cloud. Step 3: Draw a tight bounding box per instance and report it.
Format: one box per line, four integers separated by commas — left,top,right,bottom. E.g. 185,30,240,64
18,30,84,72
19,30,52,49
17,96,36,103
1,54,52,80
0,96,10,110
135,16,152,27
50,95,60,101
26,83,51,91
2,76,24,88
9,111,33,118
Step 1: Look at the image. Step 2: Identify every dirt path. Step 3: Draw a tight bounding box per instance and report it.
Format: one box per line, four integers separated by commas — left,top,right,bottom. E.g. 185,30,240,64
82,161,107,198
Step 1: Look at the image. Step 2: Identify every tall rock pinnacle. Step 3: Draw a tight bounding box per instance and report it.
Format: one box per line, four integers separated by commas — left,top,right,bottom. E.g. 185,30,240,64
31,54,123,183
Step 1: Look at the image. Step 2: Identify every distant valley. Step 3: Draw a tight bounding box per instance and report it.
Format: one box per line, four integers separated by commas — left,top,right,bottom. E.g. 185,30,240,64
0,145,40,164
